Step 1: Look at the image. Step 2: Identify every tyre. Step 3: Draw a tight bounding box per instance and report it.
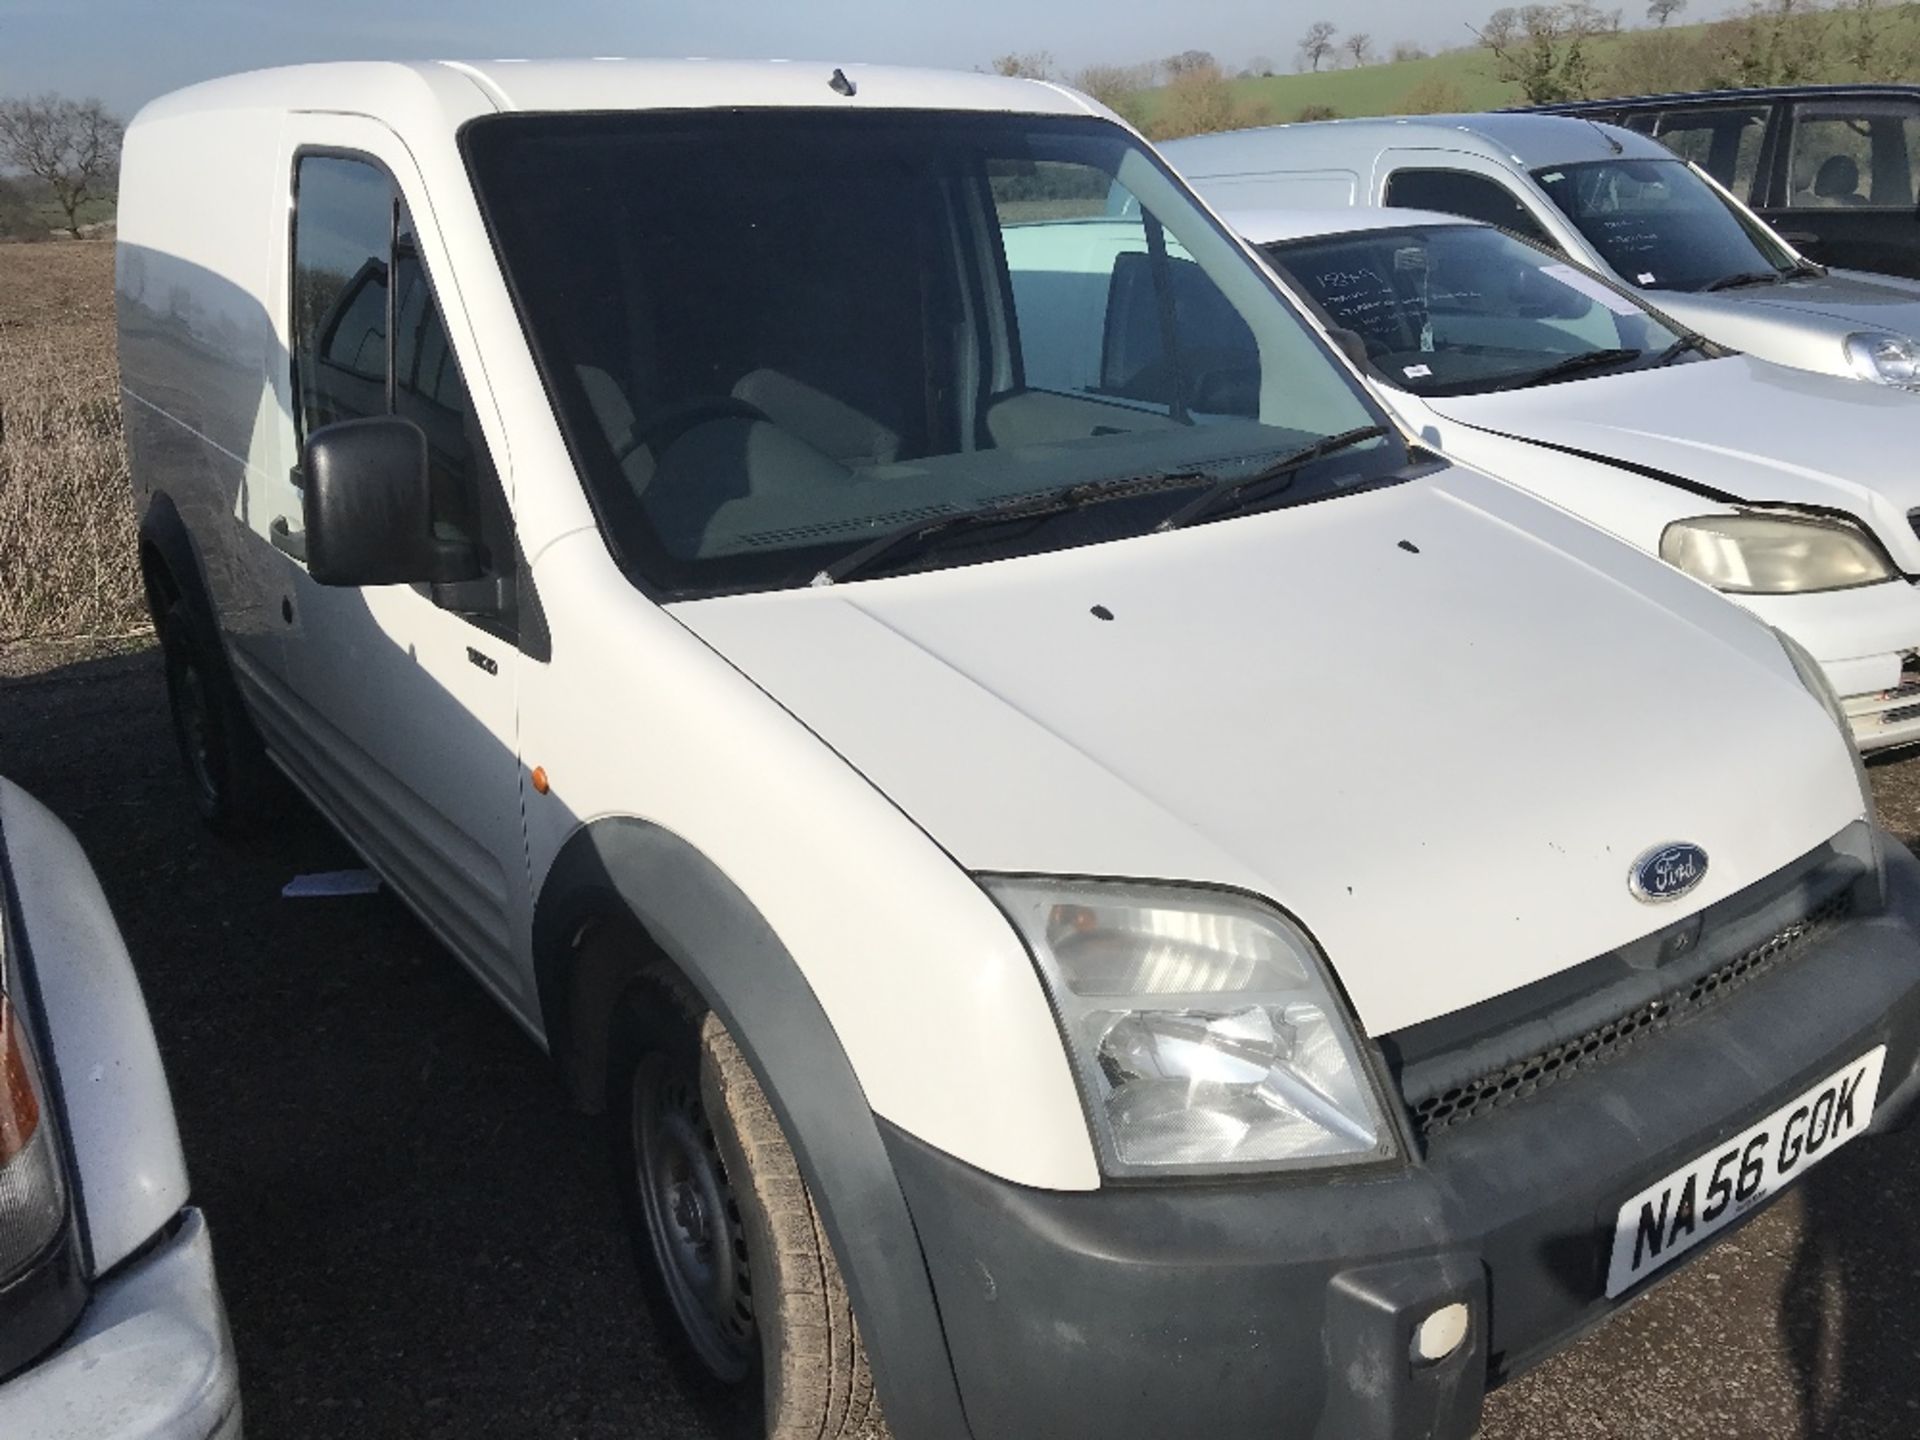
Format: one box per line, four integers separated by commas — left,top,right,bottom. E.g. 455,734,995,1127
158,598,280,834
611,970,890,1440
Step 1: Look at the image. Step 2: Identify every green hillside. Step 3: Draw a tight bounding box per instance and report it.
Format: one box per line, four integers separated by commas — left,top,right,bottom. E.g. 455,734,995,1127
1131,6,1920,133
1218,48,1517,123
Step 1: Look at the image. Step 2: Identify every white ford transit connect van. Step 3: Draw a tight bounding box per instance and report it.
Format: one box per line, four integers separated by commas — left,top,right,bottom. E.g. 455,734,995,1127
1163,114,1920,389
118,60,1920,1440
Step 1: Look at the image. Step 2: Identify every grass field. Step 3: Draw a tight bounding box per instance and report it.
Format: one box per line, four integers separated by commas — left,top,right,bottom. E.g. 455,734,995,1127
1211,46,1517,125
0,241,144,642
25,196,117,237
1133,6,1920,130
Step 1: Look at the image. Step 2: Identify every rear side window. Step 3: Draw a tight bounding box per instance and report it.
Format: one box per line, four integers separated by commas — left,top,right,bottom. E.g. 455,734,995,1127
1787,99,1920,209
1642,108,1770,199
289,154,497,558
1383,168,1551,245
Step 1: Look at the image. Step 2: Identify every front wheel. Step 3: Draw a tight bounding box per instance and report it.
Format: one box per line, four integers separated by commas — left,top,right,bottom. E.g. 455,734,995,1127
611,972,890,1440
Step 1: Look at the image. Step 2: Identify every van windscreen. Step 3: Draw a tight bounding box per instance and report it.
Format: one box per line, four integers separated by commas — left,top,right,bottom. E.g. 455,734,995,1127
1533,158,1795,292
462,109,1394,597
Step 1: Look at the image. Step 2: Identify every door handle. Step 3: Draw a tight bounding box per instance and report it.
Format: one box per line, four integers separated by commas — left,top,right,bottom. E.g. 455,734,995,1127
269,516,308,563
1778,230,1820,246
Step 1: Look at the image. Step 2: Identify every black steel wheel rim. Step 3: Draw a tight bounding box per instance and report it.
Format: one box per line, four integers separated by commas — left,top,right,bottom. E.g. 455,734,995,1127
631,1054,756,1382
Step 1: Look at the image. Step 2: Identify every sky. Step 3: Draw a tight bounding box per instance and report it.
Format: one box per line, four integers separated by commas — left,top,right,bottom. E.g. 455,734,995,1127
0,0,1509,118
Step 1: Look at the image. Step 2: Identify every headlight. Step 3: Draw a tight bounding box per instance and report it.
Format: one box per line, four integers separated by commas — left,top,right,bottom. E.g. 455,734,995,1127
1660,513,1895,594
983,878,1394,1176
1845,331,1920,388
0,928,65,1282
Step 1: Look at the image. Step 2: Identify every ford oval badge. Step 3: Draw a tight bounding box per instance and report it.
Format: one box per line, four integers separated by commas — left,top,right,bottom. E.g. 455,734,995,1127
1629,843,1709,903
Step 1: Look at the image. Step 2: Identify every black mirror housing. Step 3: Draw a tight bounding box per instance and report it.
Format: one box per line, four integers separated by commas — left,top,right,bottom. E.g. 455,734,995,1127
1326,326,1372,371
301,417,480,588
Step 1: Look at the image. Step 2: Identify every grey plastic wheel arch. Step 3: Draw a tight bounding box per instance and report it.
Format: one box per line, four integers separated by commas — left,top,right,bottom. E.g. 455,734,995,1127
135,492,209,630
532,815,974,1440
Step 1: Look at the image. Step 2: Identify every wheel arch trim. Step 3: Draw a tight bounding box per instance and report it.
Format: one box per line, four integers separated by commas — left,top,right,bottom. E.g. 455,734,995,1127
134,491,209,628
531,814,974,1440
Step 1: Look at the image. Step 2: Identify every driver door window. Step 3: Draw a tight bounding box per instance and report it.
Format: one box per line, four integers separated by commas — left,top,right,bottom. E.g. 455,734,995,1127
291,156,389,438
291,154,499,569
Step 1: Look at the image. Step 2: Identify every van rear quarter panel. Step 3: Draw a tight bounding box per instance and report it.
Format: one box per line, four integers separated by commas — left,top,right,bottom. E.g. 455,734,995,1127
116,104,289,641
1195,170,1360,209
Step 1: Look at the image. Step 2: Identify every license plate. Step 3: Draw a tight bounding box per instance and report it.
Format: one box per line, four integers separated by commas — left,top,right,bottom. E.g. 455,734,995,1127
1605,1046,1885,1298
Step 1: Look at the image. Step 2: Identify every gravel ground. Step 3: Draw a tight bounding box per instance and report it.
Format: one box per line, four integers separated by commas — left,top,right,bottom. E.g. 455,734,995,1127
7,636,1920,1439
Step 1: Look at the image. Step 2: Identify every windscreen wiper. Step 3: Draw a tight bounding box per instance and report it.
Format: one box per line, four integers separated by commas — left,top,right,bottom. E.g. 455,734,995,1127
1785,258,1828,279
1494,348,1642,391
812,470,1211,585
1702,270,1785,292
1155,425,1391,532
1654,332,1714,365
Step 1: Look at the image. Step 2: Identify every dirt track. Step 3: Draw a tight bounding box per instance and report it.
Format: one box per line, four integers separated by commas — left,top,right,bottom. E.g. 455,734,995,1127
9,636,1920,1438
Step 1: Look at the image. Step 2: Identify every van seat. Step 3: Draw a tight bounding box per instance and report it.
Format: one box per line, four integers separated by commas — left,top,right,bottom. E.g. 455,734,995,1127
730,368,901,468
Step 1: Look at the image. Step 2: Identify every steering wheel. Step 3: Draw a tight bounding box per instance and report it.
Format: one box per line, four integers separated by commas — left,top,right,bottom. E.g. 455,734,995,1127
615,396,772,465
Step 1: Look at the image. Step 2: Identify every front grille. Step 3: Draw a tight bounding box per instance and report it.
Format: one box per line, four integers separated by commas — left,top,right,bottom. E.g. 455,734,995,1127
1408,889,1853,1141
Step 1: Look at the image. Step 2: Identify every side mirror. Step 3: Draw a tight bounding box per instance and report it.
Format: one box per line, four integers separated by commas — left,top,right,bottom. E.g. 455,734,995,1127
1327,326,1372,371
301,417,480,588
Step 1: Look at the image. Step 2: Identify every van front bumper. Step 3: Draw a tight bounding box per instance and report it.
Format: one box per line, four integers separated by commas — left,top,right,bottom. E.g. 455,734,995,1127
884,836,1920,1440
0,1208,241,1440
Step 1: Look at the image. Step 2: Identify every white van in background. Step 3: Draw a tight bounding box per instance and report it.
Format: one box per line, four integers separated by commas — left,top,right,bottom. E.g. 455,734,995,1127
117,60,1920,1440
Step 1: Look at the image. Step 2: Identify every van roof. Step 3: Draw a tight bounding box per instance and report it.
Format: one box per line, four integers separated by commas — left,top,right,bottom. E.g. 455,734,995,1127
1161,112,1667,176
1221,207,1485,245
132,58,1100,129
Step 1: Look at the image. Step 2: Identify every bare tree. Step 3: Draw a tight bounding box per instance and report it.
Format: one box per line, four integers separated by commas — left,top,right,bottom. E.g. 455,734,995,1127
0,95,122,239
1299,21,1340,71
1600,24,1716,93
1150,60,1276,139
0,175,29,239
1478,8,1522,49
1709,0,1825,87
1399,76,1474,113
1247,54,1279,76
1391,40,1431,62
1071,63,1156,126
1345,32,1374,66
1164,49,1219,78
1472,4,1620,103
1647,0,1687,24
1834,0,1916,79
991,51,1055,79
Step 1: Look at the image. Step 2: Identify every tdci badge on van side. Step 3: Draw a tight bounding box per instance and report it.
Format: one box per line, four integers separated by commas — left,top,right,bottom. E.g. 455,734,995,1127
1629,843,1709,903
